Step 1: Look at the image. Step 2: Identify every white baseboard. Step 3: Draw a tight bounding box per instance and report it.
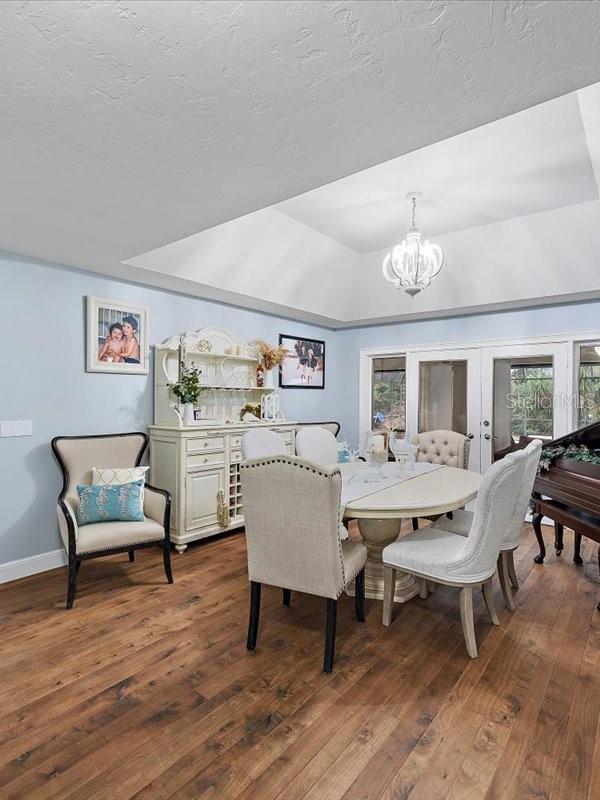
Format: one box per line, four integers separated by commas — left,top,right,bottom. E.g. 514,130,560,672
0,549,67,585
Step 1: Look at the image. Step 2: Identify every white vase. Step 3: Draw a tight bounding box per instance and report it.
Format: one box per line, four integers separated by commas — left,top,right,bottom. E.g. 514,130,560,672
183,403,196,426
264,369,275,389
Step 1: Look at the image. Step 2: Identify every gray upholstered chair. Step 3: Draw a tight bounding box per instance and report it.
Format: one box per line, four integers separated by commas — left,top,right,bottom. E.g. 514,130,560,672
431,439,542,610
51,433,172,609
241,428,287,460
295,426,339,465
240,454,367,672
410,429,470,530
382,450,527,658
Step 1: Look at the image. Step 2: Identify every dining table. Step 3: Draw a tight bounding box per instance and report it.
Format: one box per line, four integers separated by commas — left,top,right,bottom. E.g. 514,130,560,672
339,461,482,603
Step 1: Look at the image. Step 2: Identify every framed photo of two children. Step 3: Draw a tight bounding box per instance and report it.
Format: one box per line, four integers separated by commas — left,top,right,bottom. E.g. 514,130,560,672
86,296,150,375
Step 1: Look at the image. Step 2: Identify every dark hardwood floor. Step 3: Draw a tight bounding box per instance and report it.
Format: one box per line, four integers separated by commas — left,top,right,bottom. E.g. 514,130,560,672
1,523,599,800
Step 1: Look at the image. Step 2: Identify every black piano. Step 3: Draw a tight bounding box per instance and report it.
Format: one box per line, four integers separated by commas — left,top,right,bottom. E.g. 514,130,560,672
532,420,600,568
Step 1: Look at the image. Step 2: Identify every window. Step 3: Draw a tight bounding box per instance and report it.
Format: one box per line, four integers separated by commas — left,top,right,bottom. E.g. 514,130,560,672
509,364,554,438
578,344,600,427
371,356,406,432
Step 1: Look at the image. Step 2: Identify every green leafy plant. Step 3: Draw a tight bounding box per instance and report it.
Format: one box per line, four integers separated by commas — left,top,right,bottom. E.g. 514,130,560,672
240,403,261,420
170,366,203,405
539,443,600,471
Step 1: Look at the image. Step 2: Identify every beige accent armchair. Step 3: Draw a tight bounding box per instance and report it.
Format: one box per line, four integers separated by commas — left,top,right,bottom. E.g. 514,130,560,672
240,455,367,672
51,433,173,609
410,430,470,530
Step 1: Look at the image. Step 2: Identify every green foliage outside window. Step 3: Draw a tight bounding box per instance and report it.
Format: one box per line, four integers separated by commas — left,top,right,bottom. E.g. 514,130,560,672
372,367,406,431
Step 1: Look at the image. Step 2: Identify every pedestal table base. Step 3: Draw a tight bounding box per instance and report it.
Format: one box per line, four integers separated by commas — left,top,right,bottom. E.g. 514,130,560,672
346,518,418,603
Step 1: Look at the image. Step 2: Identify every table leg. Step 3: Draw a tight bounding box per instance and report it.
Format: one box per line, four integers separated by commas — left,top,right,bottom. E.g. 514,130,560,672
350,518,418,603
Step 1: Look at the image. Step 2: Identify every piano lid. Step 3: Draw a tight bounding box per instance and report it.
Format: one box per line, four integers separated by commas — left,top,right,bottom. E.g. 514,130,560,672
540,420,600,451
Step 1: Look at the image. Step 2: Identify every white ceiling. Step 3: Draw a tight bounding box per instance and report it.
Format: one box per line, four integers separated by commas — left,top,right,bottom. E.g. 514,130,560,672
276,92,598,252
2,1,600,326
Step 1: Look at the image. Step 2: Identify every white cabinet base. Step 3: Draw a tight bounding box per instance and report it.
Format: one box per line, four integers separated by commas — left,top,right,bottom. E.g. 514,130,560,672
149,423,296,551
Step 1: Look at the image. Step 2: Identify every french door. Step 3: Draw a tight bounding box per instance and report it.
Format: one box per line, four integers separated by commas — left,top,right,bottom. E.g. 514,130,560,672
406,348,482,471
480,342,570,469
406,342,570,472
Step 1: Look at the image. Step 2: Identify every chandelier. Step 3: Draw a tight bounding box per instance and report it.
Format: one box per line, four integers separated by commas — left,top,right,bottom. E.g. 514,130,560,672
382,192,444,296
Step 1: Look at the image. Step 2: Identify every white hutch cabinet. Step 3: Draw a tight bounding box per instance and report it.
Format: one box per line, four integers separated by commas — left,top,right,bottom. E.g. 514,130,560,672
149,327,296,553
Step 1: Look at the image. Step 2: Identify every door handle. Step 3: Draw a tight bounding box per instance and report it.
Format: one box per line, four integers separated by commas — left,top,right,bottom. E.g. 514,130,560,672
483,433,492,440
467,433,475,439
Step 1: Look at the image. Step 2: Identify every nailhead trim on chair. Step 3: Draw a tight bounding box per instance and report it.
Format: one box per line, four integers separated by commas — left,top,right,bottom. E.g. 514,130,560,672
241,455,350,597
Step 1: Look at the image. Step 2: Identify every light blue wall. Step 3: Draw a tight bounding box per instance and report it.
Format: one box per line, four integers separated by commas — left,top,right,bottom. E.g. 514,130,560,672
335,300,600,444
1,248,599,567
0,252,339,564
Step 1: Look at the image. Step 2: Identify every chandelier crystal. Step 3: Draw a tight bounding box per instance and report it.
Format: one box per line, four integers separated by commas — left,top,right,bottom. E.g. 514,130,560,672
382,192,444,297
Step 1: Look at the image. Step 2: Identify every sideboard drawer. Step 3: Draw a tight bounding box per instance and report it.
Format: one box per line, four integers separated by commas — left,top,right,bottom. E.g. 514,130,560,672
229,434,243,449
187,451,225,470
230,449,242,464
187,436,225,453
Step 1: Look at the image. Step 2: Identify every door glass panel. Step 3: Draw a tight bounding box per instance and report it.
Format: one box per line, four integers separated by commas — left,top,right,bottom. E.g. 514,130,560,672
492,355,553,460
418,360,467,434
578,344,600,427
371,356,406,432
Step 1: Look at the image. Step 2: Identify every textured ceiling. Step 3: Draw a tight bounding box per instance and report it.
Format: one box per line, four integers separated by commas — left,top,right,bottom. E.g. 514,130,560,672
1,1,600,325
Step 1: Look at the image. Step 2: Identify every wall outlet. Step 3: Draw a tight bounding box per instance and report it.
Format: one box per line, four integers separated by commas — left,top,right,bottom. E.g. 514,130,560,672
0,420,33,438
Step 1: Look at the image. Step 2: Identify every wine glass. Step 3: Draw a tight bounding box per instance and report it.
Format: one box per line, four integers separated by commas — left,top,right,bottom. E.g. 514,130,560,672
363,432,388,478
390,430,416,470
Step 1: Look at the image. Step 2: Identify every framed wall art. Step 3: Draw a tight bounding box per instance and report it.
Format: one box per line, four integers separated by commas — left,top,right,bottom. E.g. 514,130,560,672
279,334,325,389
86,296,150,374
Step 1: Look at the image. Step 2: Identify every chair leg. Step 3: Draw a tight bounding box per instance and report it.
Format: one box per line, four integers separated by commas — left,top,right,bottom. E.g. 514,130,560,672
128,549,135,562
459,586,478,658
382,566,396,627
246,581,261,650
498,552,516,611
66,558,77,610
355,568,365,622
323,598,337,673
282,588,291,607
506,550,519,590
75,560,81,574
482,578,500,626
162,540,174,584
412,517,419,531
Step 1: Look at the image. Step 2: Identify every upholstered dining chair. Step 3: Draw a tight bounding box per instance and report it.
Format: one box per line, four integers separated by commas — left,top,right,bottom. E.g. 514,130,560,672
295,421,340,438
240,455,367,672
410,429,470,530
382,450,526,658
241,428,287,460
51,432,172,609
431,439,542,610
295,426,339,465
